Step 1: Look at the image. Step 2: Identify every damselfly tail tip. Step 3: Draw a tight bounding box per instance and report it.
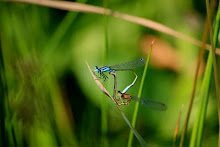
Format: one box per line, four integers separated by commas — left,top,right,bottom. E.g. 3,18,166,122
118,91,122,94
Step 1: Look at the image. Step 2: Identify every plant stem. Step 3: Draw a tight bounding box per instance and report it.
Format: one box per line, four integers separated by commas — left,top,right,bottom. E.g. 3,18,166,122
189,1,220,146
205,0,220,146
179,8,211,147
128,41,153,147
0,43,7,147
101,0,109,146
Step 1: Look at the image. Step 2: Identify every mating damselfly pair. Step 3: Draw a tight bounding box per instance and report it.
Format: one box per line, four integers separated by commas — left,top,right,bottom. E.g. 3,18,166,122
94,58,167,111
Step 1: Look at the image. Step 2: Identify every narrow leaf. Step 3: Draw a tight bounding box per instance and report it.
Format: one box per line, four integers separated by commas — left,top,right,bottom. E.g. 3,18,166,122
128,41,154,147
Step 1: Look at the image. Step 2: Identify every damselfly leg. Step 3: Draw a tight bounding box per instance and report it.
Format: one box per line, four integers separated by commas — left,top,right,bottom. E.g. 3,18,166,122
93,70,108,82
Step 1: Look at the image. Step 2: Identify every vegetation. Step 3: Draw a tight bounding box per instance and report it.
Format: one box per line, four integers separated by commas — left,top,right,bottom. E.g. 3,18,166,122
0,0,220,146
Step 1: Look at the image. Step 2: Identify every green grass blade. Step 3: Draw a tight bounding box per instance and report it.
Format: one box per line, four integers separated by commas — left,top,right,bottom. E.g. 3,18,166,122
179,3,213,147
205,0,220,145
0,44,7,147
189,53,212,147
42,12,78,64
189,2,220,147
119,107,147,147
128,42,153,147
42,0,87,65
101,0,109,146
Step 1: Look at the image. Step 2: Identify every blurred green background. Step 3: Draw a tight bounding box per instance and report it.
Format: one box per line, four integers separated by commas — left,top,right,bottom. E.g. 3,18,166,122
0,0,219,146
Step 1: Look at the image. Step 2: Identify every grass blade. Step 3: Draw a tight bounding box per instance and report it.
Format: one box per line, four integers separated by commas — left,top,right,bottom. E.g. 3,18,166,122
189,2,220,146
119,108,147,147
189,53,212,147
127,41,154,147
42,0,88,64
101,1,109,146
174,105,183,147
0,44,7,147
179,9,211,147
205,0,220,145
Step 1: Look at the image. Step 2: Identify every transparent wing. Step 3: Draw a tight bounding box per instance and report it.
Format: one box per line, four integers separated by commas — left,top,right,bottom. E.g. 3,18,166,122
131,96,167,111
109,58,146,70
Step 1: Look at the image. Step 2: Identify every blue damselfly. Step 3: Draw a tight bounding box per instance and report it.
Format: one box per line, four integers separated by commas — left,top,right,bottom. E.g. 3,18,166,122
95,58,146,93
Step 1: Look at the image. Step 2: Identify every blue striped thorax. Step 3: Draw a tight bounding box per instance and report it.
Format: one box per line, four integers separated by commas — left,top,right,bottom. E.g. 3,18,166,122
95,66,115,73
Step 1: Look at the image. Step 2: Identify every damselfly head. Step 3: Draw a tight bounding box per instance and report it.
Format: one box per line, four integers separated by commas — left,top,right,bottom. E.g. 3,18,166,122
94,66,99,72
140,58,145,62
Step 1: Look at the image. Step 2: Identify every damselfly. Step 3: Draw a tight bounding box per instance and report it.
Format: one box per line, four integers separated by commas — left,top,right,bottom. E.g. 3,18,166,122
95,58,146,93
117,91,167,111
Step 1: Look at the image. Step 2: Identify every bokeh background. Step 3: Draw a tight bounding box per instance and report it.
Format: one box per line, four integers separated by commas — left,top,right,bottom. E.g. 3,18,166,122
0,0,219,146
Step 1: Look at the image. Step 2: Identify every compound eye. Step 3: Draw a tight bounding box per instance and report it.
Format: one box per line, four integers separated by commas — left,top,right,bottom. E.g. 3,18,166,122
140,58,145,61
